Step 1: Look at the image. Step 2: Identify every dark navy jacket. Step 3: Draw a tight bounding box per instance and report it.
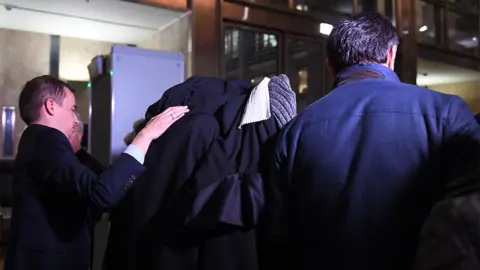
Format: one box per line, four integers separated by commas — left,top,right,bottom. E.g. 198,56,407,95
264,64,480,270
5,124,144,270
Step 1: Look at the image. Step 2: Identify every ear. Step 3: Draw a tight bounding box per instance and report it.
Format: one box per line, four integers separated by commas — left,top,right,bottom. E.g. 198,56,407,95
44,98,56,116
386,45,397,70
326,58,336,77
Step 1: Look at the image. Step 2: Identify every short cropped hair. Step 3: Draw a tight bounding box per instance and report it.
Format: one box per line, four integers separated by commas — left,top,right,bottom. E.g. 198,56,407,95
327,12,399,74
19,75,74,125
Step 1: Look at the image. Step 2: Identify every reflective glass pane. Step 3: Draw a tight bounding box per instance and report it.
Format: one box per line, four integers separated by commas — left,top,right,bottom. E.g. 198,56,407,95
358,0,383,13
224,27,279,82
416,0,437,44
367,0,395,19
448,0,478,13
293,0,354,15
285,38,329,111
447,10,479,54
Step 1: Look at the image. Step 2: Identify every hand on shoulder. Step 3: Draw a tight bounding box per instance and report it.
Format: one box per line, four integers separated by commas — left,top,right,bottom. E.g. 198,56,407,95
131,106,189,154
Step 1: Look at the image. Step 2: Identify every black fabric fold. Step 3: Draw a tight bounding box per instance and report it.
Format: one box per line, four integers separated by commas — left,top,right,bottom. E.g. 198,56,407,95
185,172,264,230
105,76,284,270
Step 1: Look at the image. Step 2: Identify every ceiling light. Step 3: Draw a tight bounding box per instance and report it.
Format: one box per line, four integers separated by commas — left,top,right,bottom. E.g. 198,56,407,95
319,23,333,36
473,37,478,41
295,4,308,11
419,25,428,32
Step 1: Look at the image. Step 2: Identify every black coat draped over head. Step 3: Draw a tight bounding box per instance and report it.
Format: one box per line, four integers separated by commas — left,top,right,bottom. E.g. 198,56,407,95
104,76,281,270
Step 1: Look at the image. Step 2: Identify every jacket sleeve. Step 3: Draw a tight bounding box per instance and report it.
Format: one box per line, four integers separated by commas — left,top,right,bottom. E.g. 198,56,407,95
443,96,480,182
31,130,145,212
76,149,106,175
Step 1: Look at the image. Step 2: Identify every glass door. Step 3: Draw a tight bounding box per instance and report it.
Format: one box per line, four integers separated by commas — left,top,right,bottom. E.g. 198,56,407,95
223,23,331,111
223,24,281,82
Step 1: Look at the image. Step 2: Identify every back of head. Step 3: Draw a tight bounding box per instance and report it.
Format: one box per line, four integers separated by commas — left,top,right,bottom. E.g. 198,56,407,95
19,75,70,125
327,12,399,74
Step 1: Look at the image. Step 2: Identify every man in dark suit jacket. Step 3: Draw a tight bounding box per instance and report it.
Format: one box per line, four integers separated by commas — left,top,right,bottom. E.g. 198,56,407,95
4,75,188,270
262,13,480,270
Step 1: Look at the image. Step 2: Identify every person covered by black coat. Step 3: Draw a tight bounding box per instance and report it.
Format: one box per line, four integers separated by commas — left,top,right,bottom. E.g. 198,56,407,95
104,75,296,270
5,75,189,270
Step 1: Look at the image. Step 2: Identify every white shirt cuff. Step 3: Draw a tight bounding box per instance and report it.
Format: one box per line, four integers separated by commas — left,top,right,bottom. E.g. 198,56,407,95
123,144,145,165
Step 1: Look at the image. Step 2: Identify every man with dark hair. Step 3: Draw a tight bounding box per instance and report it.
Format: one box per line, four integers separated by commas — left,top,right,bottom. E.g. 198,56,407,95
70,112,85,152
70,113,104,176
326,13,399,74
18,75,76,137
5,75,188,270
262,13,480,270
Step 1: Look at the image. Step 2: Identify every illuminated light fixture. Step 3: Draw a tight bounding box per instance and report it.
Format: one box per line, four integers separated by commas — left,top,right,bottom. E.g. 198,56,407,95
419,25,428,32
319,23,333,36
295,4,308,11
474,37,478,41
